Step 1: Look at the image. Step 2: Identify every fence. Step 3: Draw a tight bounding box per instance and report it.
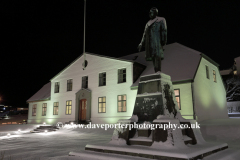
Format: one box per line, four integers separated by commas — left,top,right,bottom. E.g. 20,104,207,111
227,101,240,113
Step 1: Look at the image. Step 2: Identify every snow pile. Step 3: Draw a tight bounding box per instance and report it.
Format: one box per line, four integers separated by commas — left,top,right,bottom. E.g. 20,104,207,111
109,138,127,145
129,115,138,122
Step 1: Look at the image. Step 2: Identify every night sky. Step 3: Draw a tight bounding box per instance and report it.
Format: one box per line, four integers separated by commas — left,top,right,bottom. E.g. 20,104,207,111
1,0,240,107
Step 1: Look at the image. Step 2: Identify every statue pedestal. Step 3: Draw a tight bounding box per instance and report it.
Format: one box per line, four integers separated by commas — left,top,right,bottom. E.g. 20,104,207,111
133,72,178,122
110,72,187,146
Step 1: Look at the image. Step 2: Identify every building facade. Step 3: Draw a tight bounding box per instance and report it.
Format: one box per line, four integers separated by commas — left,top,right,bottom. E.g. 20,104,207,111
27,43,228,124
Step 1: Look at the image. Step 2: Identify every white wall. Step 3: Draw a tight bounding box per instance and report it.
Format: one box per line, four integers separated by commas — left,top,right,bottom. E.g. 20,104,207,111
193,57,228,121
173,83,194,119
28,101,74,125
51,54,137,124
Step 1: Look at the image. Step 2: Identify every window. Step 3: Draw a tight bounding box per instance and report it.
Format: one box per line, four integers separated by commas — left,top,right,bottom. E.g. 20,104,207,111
205,66,209,79
54,82,60,93
53,102,59,115
118,68,126,83
99,72,106,86
32,104,37,116
98,97,106,113
82,76,88,88
213,70,217,82
42,103,47,116
174,89,181,110
67,79,73,91
118,95,126,112
66,100,72,115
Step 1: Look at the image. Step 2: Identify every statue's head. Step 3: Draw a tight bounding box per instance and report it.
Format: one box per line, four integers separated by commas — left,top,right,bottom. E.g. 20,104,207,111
149,7,158,20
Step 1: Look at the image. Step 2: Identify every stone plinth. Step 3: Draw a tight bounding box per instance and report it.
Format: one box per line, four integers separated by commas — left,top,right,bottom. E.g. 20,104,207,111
133,72,178,123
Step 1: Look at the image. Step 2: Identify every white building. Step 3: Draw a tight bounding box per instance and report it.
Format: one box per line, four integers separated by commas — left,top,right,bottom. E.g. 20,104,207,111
27,43,228,124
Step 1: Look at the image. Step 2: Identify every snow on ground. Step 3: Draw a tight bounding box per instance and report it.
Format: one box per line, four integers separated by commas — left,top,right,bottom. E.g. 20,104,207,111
0,118,240,160
0,125,114,160
200,118,240,160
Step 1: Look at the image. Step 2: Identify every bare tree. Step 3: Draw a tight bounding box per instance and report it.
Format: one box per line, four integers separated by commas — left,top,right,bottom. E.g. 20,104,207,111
226,78,240,101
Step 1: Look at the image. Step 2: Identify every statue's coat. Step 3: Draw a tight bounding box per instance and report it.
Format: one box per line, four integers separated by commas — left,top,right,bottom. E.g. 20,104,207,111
141,17,167,61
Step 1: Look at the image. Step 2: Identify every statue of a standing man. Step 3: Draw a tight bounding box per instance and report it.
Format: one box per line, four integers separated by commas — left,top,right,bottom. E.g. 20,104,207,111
138,7,167,72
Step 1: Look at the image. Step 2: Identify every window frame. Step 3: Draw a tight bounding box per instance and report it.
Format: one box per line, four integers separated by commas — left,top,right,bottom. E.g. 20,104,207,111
174,89,181,110
82,76,88,89
117,95,127,112
118,68,126,83
32,104,37,116
67,79,73,91
98,97,106,113
66,100,72,115
213,70,217,83
42,103,47,116
54,82,60,93
53,102,59,115
205,65,209,79
99,72,106,87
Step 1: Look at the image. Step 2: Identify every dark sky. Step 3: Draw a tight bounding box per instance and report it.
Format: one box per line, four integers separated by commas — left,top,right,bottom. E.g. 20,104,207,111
1,0,240,107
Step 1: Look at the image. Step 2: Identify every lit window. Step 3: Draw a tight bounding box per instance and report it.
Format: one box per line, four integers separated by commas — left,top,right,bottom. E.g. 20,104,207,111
213,70,217,82
32,104,37,116
54,82,60,93
66,100,72,115
118,95,127,112
118,68,126,83
82,76,88,89
205,66,209,79
53,102,59,115
174,89,181,110
98,97,106,113
99,72,106,86
67,79,73,91
42,103,47,116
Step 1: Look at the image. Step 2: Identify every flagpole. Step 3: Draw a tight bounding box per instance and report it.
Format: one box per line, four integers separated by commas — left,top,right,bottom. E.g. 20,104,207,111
83,0,86,70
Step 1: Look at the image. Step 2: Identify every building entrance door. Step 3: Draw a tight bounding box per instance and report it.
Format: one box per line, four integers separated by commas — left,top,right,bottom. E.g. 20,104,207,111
79,99,87,121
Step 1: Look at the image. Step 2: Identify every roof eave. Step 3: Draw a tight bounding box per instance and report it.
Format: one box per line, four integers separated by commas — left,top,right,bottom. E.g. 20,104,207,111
201,53,220,67
130,79,194,90
27,97,51,103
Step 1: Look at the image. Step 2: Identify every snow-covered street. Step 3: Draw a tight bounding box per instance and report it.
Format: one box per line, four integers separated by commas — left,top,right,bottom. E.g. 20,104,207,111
1,118,240,160
0,125,115,160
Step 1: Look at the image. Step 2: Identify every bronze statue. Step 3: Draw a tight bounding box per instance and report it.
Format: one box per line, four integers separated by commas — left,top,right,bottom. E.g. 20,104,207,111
138,7,167,72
